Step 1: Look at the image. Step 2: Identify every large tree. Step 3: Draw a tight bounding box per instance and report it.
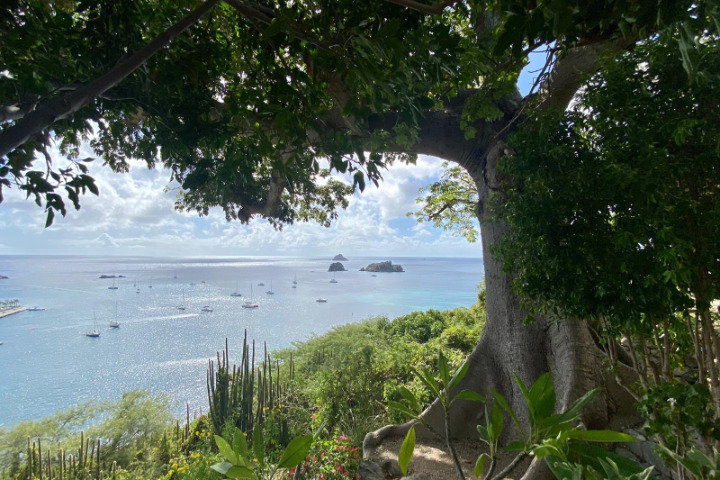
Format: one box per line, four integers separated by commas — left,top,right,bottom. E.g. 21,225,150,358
1,1,716,477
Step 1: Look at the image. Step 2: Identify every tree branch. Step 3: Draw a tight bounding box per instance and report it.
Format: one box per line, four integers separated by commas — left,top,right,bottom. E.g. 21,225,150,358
0,0,221,159
538,38,634,111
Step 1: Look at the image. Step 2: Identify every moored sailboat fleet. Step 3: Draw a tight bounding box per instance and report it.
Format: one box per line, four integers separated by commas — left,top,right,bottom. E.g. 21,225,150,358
78,272,341,337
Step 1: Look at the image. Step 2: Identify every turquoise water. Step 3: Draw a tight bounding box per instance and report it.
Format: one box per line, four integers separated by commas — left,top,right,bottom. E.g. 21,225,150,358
0,255,483,427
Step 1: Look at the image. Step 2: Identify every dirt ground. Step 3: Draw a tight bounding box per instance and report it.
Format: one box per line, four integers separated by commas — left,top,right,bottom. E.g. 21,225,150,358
367,434,498,479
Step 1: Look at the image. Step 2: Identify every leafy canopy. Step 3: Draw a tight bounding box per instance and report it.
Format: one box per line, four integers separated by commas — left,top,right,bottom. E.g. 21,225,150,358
0,0,702,226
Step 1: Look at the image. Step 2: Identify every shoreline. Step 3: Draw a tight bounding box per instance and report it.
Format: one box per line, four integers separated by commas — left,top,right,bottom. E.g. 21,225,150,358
0,306,28,318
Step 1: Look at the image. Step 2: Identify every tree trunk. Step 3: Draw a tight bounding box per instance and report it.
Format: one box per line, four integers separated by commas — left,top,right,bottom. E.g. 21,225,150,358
364,138,637,480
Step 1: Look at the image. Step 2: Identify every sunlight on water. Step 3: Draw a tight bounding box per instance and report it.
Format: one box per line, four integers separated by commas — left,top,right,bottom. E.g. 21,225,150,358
0,255,482,426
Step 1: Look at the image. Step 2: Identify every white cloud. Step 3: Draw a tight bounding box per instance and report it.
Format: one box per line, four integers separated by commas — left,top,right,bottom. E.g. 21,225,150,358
0,146,481,257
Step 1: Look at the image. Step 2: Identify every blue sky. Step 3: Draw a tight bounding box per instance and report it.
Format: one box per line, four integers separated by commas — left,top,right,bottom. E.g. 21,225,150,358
0,58,543,258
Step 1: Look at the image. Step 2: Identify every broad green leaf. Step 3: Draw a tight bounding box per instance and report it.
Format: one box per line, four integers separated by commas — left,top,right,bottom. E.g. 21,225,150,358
490,389,524,435
564,429,636,443
211,461,234,475
477,425,490,444
398,425,416,476
528,372,555,422
226,465,256,479
233,429,248,460
451,389,485,404
531,444,564,459
215,435,239,465
277,435,312,469
686,448,716,470
488,403,504,443
474,453,488,477
252,425,265,468
447,361,470,392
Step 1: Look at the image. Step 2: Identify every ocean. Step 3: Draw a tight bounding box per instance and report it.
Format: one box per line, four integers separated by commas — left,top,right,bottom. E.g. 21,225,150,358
0,255,483,428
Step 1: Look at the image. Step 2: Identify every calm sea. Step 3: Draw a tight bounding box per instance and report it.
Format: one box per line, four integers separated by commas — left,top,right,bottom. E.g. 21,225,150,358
0,255,483,427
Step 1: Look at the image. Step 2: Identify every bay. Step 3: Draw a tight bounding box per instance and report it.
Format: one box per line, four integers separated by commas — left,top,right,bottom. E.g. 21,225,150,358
0,255,483,427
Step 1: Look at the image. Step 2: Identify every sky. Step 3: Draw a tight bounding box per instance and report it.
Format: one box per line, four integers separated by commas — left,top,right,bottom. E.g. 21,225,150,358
0,149,483,258
0,54,543,258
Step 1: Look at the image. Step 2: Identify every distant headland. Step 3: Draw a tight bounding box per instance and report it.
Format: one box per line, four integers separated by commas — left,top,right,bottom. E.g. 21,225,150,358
360,260,404,273
99,274,126,279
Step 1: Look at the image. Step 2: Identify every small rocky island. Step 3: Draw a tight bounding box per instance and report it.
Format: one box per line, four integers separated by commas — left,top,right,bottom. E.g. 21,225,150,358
332,254,348,261
0,275,8,280
360,261,404,273
328,262,347,272
99,274,126,279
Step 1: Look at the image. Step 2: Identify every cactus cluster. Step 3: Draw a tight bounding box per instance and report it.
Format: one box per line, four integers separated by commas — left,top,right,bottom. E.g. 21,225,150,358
206,332,294,438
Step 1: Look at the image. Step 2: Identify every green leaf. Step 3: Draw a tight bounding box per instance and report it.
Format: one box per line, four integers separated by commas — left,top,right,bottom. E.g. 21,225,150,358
415,368,441,399
215,435,239,465
564,430,636,443
531,444,564,460
513,373,534,421
438,350,450,388
490,389,523,434
45,208,55,228
474,453,488,477
388,401,421,420
528,372,555,423
397,386,421,413
277,435,312,469
451,389,485,404
226,465,256,479
398,425,416,476
488,403,504,443
353,171,366,191
233,429,249,460
477,425,490,444
447,361,470,392
556,389,601,424
252,425,265,468
211,461,235,475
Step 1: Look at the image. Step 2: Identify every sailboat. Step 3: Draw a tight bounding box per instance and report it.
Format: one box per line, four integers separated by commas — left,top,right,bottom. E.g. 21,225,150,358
292,275,297,285
266,281,274,295
84,312,101,337
109,302,120,328
330,272,338,283
108,278,119,290
242,284,259,309
230,281,242,297
177,290,187,311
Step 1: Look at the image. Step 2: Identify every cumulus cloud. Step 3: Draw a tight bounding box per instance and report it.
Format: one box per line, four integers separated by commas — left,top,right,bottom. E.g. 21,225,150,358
0,145,480,257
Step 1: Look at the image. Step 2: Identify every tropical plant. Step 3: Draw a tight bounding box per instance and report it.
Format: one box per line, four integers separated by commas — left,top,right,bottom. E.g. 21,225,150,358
211,425,311,480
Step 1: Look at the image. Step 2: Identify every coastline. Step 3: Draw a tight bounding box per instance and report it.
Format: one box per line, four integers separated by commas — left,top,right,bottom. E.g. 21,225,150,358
0,306,27,319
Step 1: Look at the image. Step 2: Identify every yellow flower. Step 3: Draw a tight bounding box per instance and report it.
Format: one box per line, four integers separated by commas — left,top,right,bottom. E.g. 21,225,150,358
172,463,178,469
